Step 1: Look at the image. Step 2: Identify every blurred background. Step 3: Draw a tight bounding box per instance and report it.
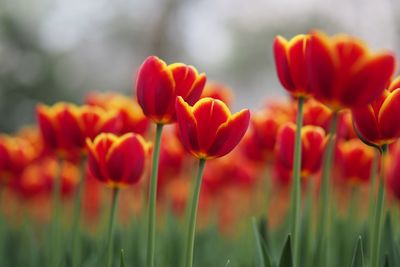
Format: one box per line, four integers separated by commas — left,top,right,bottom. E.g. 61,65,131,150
0,0,399,132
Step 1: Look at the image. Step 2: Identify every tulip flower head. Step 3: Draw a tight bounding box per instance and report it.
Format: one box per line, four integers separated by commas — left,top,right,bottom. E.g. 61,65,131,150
175,97,250,160
275,123,327,178
86,133,148,188
352,77,400,147
136,56,207,124
37,103,120,157
306,31,395,111
274,34,311,98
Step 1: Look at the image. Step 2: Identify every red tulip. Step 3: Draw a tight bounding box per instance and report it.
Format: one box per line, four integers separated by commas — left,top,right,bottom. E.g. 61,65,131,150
175,97,250,159
306,31,395,110
86,133,148,188
303,98,332,132
274,34,311,97
275,123,326,178
135,56,206,124
352,77,400,147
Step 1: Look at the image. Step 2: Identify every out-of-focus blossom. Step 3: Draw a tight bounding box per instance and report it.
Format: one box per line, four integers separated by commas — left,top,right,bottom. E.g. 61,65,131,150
175,97,250,160
274,34,311,97
36,103,120,157
306,31,395,111
388,144,400,201
275,123,326,180
201,82,234,107
303,98,332,131
0,135,35,183
335,139,374,184
86,133,148,188
86,92,149,135
337,111,357,140
352,78,400,147
135,56,206,124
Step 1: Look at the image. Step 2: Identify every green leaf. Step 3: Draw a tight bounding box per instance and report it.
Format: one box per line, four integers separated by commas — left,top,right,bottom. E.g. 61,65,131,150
350,236,365,267
384,253,390,267
279,235,293,267
252,217,273,267
120,249,125,267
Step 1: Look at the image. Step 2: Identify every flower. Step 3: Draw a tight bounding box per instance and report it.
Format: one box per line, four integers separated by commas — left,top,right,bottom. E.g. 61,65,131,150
201,81,234,107
275,123,326,178
352,77,400,147
335,139,374,184
273,34,310,97
86,133,148,188
303,98,332,132
135,56,206,124
306,31,395,110
175,97,250,160
86,92,149,135
36,103,120,156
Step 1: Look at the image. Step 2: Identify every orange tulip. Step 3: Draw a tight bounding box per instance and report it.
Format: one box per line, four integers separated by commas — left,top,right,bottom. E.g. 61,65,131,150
306,31,395,110
352,77,400,147
175,97,250,159
37,103,120,156
275,123,326,178
274,34,311,97
86,133,148,188
135,56,206,124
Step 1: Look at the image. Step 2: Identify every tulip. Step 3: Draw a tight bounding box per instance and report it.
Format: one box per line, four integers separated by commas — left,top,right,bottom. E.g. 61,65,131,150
135,56,206,267
352,85,400,148
175,96,249,267
136,56,206,124
86,132,148,267
275,123,326,179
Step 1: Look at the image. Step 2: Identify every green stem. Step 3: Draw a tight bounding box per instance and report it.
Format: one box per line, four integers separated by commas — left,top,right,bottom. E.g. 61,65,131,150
106,187,120,267
290,97,304,267
49,157,63,267
368,149,380,253
71,157,86,267
146,123,164,267
318,111,338,267
370,144,388,267
184,158,206,267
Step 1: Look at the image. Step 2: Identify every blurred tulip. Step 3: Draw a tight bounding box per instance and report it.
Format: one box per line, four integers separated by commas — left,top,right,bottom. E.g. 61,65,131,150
275,123,326,178
36,103,121,157
274,34,311,97
201,81,234,107
175,97,250,159
86,92,149,135
336,139,374,184
135,56,206,124
86,133,148,188
352,78,400,147
306,31,395,110
303,98,332,131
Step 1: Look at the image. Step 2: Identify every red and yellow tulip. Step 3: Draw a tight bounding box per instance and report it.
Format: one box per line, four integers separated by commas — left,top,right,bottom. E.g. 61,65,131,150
86,133,148,188
306,31,395,110
135,56,206,124
175,97,250,160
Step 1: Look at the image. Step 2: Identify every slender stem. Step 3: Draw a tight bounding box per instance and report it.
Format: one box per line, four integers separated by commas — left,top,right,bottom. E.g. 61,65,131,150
318,111,338,267
106,187,120,267
49,157,63,267
370,144,388,267
184,158,206,267
71,157,86,267
146,123,164,267
290,97,304,267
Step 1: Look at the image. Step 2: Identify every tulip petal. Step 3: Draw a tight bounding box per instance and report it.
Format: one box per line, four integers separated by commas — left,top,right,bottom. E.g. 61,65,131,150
274,36,296,92
193,98,231,153
36,105,58,149
287,35,308,93
378,88,400,142
185,73,206,105
275,123,296,170
352,105,381,145
341,54,395,107
136,56,175,122
175,97,199,154
207,109,250,158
